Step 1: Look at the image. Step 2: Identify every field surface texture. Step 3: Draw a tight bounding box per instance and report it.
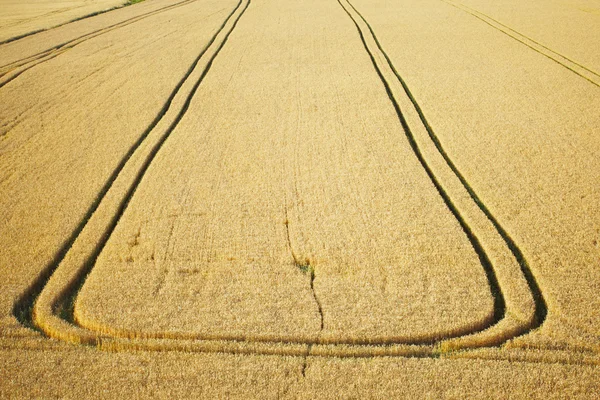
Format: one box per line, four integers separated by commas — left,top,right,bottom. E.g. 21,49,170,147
0,0,129,43
1,0,599,397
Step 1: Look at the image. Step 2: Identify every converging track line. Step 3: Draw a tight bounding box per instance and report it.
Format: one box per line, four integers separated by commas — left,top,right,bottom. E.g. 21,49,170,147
441,0,600,88
342,0,548,332
337,0,549,348
29,0,253,346
0,0,202,88
9,0,597,366
13,0,247,332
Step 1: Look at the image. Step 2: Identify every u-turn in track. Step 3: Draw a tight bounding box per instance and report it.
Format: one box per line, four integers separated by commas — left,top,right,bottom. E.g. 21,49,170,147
2,0,598,366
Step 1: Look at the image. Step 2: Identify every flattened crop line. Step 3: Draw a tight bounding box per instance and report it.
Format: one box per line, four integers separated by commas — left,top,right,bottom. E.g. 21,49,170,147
34,0,251,340
13,0,247,332
337,0,504,336
342,0,547,334
0,0,146,46
441,0,600,88
0,0,200,88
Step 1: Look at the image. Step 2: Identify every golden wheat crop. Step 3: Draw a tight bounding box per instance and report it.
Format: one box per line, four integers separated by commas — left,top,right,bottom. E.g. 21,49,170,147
0,0,129,43
1,0,599,397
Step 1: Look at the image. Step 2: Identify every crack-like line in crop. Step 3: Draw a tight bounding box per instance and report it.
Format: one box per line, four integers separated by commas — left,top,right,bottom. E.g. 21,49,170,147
441,0,600,88
12,0,248,332
0,0,201,88
338,0,504,336
301,267,324,377
8,0,579,365
341,0,547,335
283,204,323,377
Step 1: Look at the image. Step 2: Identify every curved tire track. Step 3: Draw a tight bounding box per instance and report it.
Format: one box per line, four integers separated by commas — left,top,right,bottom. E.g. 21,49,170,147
338,0,547,349
30,0,251,345
12,0,246,332
12,0,597,366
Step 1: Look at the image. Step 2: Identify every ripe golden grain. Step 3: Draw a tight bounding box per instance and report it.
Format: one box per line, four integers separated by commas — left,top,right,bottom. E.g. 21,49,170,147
1,0,600,396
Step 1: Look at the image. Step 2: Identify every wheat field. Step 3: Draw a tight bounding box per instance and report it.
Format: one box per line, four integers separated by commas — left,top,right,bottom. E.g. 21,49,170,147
0,0,130,43
1,0,599,397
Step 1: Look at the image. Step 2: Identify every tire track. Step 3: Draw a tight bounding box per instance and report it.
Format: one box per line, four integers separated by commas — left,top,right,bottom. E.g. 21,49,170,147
0,0,200,89
343,0,548,333
441,0,600,88
12,0,246,332
337,0,547,350
42,0,518,350
336,0,505,338
9,0,592,366
30,0,251,345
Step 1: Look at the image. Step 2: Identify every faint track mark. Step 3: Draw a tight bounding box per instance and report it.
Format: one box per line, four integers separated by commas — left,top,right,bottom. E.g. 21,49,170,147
441,0,600,88
0,0,201,88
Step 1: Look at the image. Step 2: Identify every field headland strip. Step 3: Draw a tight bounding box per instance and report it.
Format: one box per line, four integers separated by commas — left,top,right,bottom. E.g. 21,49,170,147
0,0,201,88
441,0,600,88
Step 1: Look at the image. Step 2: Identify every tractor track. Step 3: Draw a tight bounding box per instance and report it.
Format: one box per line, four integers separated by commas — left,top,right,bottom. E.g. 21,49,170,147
5,0,598,367
12,0,247,333
337,0,550,348
341,0,549,334
441,0,600,88
0,0,201,89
